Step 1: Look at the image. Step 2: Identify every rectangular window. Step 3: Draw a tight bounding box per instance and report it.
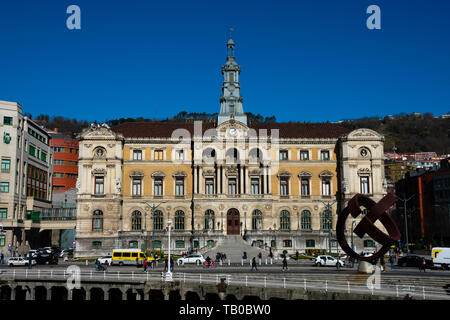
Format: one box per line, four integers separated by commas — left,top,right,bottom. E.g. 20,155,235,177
0,182,9,193
29,145,36,157
1,159,11,172
3,116,13,126
300,150,309,160
92,241,102,249
283,240,292,248
228,178,236,195
279,150,288,160
95,177,104,195
322,178,331,196
154,178,163,196
251,178,260,195
154,150,163,160
176,240,185,248
205,178,214,195
175,177,184,196
280,177,289,196
0,208,7,219
133,150,142,160
321,150,330,161
301,178,310,196
306,239,315,248
41,152,47,163
175,149,184,160
360,176,370,194
132,178,142,196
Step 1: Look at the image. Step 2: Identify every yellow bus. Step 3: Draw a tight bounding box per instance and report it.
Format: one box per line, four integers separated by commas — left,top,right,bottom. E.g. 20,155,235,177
111,249,146,266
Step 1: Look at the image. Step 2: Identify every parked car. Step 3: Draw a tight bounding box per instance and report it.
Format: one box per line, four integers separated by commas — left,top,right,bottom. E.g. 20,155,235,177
59,248,74,258
177,254,206,265
35,248,59,265
7,257,36,267
28,250,39,258
314,255,345,267
397,255,433,268
96,256,112,265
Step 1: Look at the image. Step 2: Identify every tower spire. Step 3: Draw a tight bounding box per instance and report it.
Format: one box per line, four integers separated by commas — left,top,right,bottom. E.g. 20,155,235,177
218,30,247,126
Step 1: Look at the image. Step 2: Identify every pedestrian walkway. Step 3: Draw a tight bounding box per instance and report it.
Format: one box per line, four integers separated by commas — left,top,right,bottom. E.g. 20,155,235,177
204,235,270,264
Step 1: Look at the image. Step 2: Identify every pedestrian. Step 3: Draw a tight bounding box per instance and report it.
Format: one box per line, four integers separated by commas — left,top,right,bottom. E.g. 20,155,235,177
94,259,99,271
143,258,148,272
28,253,33,269
282,256,288,271
295,250,299,263
251,257,258,271
170,257,174,272
380,256,386,272
419,257,427,272
0,253,4,264
389,255,395,270
336,254,341,271
164,258,168,272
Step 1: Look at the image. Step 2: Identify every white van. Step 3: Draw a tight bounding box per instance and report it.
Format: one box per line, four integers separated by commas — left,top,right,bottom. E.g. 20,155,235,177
431,247,450,270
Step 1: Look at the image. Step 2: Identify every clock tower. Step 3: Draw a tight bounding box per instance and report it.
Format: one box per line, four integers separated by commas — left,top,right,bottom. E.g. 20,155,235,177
217,31,247,126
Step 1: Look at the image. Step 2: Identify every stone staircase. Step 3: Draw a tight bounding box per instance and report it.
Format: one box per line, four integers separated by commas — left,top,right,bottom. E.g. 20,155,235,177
203,235,270,264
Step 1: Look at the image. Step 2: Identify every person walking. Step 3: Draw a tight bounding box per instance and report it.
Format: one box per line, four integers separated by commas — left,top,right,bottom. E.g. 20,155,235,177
164,258,168,272
380,256,386,272
336,254,341,271
143,258,148,272
170,257,174,272
251,257,258,271
389,255,395,270
419,257,427,272
282,256,288,271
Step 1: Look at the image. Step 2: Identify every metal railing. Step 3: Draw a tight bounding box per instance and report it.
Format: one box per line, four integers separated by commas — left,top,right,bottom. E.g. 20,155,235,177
1,269,449,300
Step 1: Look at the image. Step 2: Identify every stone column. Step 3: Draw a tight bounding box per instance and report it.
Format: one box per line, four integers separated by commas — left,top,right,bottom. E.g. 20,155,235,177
239,166,244,195
268,167,272,194
221,166,225,195
85,287,91,300
46,286,52,300
199,167,203,194
68,289,73,301
193,165,197,195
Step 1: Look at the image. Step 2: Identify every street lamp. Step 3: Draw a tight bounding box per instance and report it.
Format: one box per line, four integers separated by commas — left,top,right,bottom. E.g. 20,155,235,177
321,200,336,255
165,219,173,282
396,194,415,255
351,218,356,251
141,201,166,252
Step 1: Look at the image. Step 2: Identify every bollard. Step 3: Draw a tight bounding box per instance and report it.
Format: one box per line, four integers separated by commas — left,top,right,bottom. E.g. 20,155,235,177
264,276,267,288
265,258,268,265
259,259,261,266
304,279,306,290
283,278,286,289
270,258,273,265
228,259,230,266
246,276,248,287
325,280,327,292
423,287,426,300
347,281,350,294
241,259,243,266
396,285,399,297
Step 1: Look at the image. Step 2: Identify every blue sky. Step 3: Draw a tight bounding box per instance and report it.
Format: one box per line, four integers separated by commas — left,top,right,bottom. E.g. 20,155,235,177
0,0,449,123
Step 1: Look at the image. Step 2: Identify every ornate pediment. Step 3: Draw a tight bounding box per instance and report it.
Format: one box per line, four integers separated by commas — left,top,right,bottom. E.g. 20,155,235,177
357,167,371,175
277,170,291,178
151,171,166,178
129,170,144,178
202,169,215,177
91,168,107,176
225,166,238,177
318,170,334,177
298,171,313,177
173,170,188,177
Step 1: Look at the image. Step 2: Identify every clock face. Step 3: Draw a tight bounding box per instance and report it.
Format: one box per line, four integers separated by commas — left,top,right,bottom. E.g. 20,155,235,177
229,128,237,136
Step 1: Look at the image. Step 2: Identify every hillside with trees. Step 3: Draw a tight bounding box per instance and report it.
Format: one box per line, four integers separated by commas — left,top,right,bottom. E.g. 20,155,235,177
31,112,449,154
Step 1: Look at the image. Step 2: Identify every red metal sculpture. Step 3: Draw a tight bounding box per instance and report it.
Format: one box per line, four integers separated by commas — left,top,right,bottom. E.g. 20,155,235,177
336,193,400,262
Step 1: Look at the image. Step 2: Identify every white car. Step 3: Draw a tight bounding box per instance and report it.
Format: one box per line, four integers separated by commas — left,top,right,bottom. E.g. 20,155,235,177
8,257,37,267
177,254,206,265
96,256,112,265
315,255,345,267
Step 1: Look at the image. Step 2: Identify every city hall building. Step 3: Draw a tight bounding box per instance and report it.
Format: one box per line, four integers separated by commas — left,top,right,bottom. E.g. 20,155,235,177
75,37,387,258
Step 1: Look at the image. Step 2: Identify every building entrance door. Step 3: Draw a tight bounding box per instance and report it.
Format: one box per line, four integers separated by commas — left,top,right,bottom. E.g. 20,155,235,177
227,208,240,235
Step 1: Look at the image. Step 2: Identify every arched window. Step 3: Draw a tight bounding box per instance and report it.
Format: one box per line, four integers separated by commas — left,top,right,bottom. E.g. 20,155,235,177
321,210,332,230
280,210,290,230
131,210,142,231
252,209,263,230
301,210,312,230
204,209,215,230
153,210,163,230
174,210,185,230
249,148,263,164
202,148,217,164
92,210,103,232
225,148,239,164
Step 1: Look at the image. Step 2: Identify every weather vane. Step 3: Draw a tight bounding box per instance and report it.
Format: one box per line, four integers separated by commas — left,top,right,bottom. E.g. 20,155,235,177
229,27,233,39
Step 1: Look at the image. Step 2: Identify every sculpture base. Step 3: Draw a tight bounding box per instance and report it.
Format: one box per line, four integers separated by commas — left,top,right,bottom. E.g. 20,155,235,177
358,261,375,274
